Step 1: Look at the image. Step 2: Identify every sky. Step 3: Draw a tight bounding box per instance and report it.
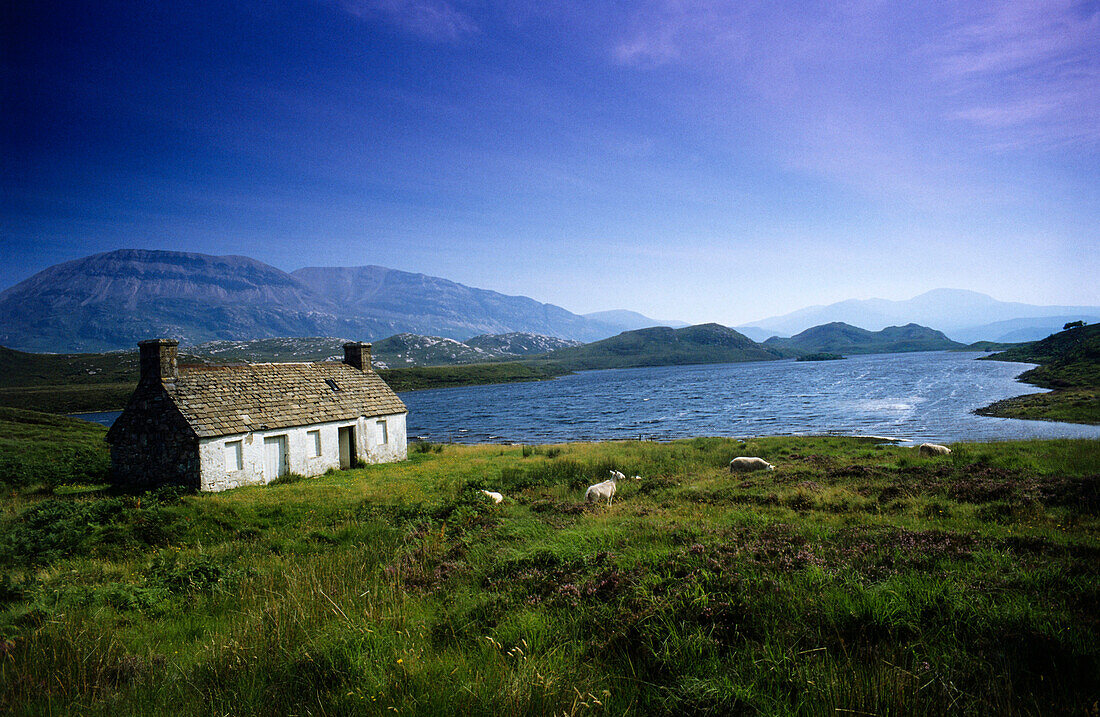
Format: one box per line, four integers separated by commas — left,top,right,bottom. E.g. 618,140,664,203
2,0,1098,325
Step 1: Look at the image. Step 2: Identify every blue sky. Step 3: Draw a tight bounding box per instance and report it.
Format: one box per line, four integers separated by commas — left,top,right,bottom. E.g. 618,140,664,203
3,0,1098,324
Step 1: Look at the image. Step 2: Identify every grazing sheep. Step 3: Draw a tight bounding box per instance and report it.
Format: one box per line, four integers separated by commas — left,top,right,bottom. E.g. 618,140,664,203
585,474,619,506
480,489,504,504
729,456,775,473
632,475,642,481
918,443,951,457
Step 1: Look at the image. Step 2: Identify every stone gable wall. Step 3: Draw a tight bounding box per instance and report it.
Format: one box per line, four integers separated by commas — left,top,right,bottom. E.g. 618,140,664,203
107,384,200,489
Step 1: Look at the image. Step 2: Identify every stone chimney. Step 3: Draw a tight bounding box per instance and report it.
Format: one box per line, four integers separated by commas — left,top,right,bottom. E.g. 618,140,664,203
343,341,372,371
139,339,179,385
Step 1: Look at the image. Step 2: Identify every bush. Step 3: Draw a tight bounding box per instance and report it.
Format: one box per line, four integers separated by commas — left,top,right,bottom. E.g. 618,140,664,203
0,493,182,567
146,552,227,594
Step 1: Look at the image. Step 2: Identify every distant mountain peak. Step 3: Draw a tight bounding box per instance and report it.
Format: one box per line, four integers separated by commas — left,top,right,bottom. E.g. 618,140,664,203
740,289,1100,342
583,309,689,332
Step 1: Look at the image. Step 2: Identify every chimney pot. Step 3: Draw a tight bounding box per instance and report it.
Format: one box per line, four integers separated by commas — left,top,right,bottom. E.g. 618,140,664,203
138,339,179,385
343,342,372,371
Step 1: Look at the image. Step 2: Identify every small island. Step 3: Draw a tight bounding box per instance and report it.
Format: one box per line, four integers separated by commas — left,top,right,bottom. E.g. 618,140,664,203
796,352,845,361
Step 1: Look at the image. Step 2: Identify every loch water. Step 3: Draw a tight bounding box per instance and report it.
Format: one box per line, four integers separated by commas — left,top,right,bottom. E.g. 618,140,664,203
399,351,1100,445
74,352,1100,445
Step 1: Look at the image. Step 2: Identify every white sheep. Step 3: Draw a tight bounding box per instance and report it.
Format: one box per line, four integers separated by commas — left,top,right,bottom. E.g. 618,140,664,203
729,456,775,473
480,489,504,504
585,474,619,506
918,443,951,457
632,475,642,481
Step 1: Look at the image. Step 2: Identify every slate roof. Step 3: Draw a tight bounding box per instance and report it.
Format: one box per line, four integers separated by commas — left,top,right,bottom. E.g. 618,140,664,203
165,362,407,439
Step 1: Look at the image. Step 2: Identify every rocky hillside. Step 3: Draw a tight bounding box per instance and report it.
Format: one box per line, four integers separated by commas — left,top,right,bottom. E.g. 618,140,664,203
373,332,580,368
186,338,350,364
184,332,582,369
464,332,581,356
0,250,621,352
764,322,964,355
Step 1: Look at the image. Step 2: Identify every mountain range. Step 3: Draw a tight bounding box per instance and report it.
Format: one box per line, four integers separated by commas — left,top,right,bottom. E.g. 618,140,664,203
738,289,1099,343
0,250,649,352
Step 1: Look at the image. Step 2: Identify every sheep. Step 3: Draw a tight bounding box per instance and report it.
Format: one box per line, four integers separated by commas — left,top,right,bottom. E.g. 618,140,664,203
632,475,642,481
480,489,504,504
585,473,619,506
609,470,626,482
918,443,951,457
729,456,775,473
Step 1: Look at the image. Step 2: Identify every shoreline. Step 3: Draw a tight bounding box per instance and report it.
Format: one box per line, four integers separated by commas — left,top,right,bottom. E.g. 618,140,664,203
975,386,1100,426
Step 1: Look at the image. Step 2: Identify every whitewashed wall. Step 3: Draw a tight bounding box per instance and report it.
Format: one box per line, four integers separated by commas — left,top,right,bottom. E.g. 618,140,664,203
197,412,408,492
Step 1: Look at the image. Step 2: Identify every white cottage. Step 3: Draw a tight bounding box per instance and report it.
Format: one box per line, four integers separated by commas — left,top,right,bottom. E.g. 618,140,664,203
107,339,408,491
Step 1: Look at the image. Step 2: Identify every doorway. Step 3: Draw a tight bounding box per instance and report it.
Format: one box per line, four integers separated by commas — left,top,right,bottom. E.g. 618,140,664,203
263,435,288,480
338,426,356,469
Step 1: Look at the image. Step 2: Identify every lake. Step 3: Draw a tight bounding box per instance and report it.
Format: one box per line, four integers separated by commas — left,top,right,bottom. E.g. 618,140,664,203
75,352,1100,444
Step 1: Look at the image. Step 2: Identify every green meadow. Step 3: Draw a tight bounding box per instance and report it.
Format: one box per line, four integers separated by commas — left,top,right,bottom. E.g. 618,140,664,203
1,408,1098,715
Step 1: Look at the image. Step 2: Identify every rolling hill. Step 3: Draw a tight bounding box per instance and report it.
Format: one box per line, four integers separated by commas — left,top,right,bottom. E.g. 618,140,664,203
543,323,792,370
763,322,964,355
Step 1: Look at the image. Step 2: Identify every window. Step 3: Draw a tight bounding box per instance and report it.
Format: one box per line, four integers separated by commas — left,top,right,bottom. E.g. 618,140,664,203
307,430,321,458
377,419,388,445
325,378,340,392
225,440,243,472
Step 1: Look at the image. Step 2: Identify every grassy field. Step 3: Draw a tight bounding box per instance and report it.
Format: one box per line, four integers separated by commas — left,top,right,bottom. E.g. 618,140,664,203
1,411,1097,715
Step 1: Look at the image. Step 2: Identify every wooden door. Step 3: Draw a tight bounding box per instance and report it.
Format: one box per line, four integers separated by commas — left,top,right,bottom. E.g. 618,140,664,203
264,435,288,480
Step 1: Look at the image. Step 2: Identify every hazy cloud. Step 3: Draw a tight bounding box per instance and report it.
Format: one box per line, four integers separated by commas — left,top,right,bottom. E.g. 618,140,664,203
927,0,1100,149
339,0,478,41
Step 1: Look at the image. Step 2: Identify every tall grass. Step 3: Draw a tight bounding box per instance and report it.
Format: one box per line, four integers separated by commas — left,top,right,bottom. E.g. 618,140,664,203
1,425,1097,714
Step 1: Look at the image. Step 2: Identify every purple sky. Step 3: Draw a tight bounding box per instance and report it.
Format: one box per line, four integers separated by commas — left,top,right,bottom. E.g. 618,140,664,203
2,0,1098,324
